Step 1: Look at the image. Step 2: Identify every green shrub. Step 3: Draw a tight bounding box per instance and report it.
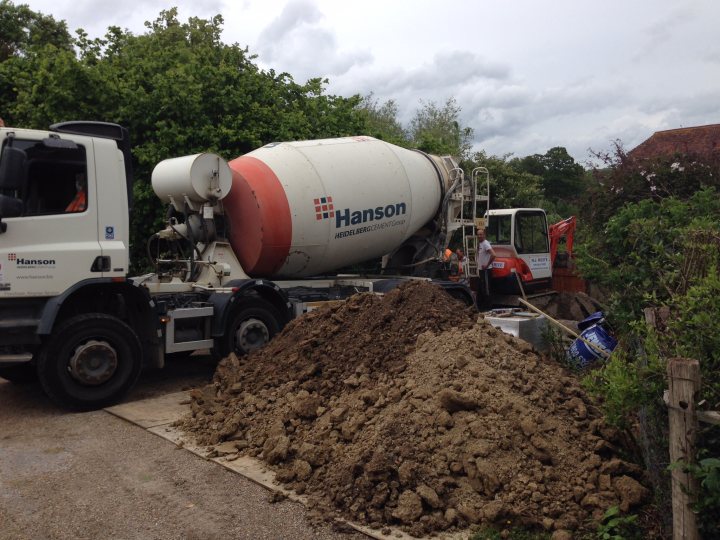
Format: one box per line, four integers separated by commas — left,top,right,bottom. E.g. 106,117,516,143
663,270,720,406
582,347,664,431
595,506,641,540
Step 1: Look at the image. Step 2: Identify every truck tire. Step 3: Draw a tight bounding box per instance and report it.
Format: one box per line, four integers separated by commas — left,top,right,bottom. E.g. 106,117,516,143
0,364,37,384
36,313,143,410
214,298,282,360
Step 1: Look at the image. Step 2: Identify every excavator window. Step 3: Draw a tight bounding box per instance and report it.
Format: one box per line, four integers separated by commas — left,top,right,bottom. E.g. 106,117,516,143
486,214,512,245
514,211,549,254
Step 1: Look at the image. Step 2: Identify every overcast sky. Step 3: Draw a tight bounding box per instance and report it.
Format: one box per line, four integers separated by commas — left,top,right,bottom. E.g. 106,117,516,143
20,0,720,164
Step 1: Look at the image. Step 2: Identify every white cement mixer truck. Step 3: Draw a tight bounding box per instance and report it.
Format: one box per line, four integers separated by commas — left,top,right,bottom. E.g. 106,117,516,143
0,121,482,409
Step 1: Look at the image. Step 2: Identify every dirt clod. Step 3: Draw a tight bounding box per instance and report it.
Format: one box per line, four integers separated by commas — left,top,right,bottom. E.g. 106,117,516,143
178,281,640,535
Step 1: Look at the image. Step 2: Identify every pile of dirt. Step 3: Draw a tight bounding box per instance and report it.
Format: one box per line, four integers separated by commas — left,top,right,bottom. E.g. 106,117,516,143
178,281,647,536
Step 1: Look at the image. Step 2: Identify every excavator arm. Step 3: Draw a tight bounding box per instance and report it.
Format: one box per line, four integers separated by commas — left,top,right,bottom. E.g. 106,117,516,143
548,216,576,267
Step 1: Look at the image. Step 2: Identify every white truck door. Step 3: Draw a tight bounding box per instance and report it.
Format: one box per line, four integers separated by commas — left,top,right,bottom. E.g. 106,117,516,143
0,131,103,298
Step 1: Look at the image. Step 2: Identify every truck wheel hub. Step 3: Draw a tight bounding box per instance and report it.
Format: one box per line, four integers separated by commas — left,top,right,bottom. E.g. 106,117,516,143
68,340,118,385
236,318,269,352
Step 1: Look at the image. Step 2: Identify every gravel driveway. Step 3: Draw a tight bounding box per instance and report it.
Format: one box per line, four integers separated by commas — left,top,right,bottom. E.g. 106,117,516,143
0,356,365,540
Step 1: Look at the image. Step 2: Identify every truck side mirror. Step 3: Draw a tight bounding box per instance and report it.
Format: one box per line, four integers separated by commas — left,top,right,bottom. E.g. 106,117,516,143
0,194,23,232
0,146,26,232
0,194,22,216
0,146,27,191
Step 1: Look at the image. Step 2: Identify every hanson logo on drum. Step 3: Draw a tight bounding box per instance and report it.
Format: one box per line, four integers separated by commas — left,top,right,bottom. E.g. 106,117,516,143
314,197,407,228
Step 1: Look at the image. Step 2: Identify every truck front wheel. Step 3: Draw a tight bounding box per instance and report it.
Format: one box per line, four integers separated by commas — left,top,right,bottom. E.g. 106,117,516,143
37,313,143,410
215,298,282,359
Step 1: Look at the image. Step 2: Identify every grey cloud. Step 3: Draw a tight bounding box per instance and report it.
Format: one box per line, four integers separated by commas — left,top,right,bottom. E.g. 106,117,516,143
372,51,509,94
55,0,225,36
704,51,720,64
458,80,628,144
256,0,322,56
628,89,720,126
631,6,694,62
254,0,372,80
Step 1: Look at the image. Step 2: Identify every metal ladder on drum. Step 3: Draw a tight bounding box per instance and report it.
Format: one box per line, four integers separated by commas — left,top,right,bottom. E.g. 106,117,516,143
461,167,490,278
443,167,490,278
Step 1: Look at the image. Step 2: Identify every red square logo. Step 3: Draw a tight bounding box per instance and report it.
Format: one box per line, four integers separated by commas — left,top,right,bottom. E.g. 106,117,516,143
316,213,322,220
327,196,333,203
8,253,16,261
314,198,320,205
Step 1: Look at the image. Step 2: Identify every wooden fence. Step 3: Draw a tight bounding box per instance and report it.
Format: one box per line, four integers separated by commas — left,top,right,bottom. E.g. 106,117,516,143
666,357,720,540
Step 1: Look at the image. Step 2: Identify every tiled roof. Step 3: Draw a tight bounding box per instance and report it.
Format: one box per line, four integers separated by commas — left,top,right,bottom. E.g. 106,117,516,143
629,123,720,160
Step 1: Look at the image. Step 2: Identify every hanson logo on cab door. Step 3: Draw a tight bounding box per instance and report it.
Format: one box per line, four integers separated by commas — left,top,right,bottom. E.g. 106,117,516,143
8,253,57,267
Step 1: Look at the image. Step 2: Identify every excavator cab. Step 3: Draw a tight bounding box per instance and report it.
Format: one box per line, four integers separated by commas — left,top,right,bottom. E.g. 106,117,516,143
485,208,551,294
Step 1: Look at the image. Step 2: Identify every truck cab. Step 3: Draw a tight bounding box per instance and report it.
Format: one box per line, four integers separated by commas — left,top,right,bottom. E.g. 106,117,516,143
0,123,160,408
0,124,131,296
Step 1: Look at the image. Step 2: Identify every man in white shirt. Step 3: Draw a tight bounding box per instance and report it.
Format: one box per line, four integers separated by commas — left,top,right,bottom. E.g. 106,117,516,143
475,228,496,307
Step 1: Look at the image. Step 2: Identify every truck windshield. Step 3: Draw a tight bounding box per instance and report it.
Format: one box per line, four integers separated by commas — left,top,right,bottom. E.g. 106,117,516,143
514,211,548,254
0,139,87,216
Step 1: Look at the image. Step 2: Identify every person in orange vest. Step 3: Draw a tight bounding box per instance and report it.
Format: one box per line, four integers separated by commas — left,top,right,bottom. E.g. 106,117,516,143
455,248,466,278
65,174,87,212
442,247,461,281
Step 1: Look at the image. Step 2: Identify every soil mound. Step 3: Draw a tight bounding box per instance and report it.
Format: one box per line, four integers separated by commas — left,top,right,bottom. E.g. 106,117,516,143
179,281,645,536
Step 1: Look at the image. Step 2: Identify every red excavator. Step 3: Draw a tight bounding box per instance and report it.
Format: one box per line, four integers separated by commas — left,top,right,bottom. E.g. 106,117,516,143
483,211,582,299
442,167,583,302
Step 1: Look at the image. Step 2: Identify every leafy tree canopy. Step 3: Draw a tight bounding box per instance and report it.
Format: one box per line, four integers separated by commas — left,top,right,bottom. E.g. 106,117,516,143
464,151,545,211
358,93,409,147
0,0,72,60
515,146,586,201
409,98,474,160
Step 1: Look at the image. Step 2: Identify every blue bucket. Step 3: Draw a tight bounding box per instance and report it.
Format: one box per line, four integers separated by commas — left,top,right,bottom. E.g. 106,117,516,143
577,311,605,331
566,323,617,368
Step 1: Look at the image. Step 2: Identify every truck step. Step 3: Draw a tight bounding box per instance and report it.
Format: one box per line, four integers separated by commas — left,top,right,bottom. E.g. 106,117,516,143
0,318,40,329
0,353,33,364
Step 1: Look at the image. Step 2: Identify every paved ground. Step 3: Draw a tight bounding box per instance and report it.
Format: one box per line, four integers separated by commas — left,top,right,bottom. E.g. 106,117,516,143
0,356,365,540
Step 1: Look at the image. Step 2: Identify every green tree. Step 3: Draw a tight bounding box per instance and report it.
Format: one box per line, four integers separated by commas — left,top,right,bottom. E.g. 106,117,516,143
358,93,408,146
0,0,76,125
465,151,544,210
517,146,586,201
0,0,72,60
409,97,473,159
